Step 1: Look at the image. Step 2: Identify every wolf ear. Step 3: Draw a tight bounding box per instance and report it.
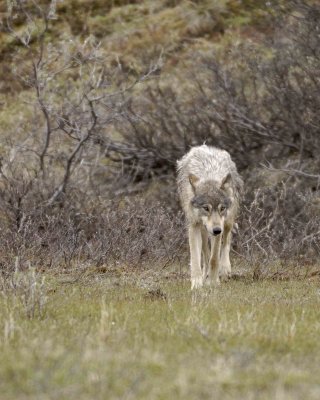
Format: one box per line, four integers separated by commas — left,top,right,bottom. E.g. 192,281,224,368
221,173,232,191
189,174,199,192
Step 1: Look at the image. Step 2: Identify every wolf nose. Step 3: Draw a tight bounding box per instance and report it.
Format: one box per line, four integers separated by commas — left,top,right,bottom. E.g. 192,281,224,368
212,227,222,236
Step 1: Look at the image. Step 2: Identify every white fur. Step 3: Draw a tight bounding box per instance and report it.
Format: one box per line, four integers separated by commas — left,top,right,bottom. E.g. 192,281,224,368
177,145,243,289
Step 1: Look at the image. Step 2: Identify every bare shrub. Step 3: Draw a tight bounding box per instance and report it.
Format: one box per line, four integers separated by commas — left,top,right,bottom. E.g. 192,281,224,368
1,0,319,276
1,0,160,212
0,1,178,278
236,183,320,263
0,193,187,276
111,0,320,181
101,0,320,267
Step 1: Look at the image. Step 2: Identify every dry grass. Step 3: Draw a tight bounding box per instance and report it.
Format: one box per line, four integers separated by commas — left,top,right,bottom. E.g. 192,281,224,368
1,271,320,399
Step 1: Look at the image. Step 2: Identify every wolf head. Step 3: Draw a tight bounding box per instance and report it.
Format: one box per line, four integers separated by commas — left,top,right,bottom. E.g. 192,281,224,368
189,173,233,236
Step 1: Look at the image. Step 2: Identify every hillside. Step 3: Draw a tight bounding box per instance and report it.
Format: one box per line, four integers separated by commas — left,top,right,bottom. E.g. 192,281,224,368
0,1,279,88
0,0,319,273
0,3,320,399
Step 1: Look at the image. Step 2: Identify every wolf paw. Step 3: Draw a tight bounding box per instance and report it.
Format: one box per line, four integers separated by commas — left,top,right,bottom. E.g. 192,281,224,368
219,273,231,282
191,276,203,290
219,266,231,281
204,275,220,287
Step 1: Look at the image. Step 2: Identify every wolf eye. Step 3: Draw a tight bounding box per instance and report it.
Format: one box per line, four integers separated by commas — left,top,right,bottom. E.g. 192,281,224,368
202,205,210,213
219,205,226,212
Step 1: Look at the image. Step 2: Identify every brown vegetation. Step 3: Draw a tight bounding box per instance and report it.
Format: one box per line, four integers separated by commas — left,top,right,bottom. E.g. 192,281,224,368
0,0,319,278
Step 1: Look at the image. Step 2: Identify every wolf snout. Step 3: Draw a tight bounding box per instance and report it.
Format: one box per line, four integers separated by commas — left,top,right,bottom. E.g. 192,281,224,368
212,227,222,236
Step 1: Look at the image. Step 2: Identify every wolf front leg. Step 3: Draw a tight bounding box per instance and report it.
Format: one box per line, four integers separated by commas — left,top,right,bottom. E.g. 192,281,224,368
208,235,222,286
188,225,203,289
201,228,210,283
220,226,232,280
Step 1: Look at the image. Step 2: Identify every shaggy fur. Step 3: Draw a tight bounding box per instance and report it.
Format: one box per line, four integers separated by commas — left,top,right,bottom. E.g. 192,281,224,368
177,145,243,289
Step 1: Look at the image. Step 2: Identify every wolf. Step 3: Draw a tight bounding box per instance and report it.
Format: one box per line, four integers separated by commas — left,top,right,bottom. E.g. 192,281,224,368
177,145,243,289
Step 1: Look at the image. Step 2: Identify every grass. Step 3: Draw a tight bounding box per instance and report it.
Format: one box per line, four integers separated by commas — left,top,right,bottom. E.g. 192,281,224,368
1,271,320,399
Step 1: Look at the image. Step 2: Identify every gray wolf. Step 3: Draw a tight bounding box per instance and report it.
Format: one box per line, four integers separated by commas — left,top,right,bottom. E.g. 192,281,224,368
177,145,243,289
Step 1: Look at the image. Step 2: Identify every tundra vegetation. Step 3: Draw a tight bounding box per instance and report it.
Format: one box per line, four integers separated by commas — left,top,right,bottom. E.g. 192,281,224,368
0,0,319,399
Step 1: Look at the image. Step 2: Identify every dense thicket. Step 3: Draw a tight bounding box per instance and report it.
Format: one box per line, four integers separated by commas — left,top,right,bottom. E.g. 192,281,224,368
0,0,319,275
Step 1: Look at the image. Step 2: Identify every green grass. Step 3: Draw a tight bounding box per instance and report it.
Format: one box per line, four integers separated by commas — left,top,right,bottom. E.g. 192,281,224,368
1,272,320,399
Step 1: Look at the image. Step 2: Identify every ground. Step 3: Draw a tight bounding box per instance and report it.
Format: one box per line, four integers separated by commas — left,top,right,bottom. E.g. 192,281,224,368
1,270,320,400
